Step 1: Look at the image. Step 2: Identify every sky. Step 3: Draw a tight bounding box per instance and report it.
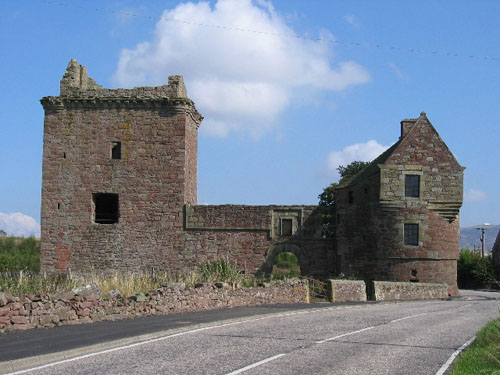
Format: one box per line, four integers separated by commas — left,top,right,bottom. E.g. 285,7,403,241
1,0,499,237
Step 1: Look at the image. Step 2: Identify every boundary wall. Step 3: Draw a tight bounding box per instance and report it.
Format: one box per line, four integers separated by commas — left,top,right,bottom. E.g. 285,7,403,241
0,280,308,334
372,281,448,301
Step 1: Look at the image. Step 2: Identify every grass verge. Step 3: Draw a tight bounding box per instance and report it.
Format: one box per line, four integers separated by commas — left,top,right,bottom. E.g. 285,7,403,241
451,317,500,375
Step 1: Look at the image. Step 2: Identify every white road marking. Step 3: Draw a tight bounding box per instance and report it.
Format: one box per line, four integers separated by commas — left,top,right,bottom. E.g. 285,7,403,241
225,354,286,375
390,312,428,323
5,305,349,374
315,326,375,344
435,336,476,375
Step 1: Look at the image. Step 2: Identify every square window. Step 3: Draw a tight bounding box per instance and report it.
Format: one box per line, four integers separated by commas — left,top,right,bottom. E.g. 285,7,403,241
405,175,420,197
280,218,293,236
93,193,119,224
111,142,121,159
404,223,419,246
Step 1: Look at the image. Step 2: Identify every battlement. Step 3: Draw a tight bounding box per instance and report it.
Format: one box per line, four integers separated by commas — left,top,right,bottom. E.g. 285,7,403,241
58,59,188,99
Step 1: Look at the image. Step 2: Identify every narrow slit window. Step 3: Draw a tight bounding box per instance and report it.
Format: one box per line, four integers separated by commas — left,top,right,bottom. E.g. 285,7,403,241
405,175,420,197
348,191,354,204
280,218,293,236
111,142,121,160
93,193,119,224
404,223,419,246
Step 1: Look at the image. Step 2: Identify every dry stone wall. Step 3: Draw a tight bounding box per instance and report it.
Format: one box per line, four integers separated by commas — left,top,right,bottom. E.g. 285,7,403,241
0,280,308,334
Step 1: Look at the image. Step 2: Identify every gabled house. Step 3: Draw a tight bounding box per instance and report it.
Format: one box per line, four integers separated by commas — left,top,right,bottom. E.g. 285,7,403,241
335,113,464,295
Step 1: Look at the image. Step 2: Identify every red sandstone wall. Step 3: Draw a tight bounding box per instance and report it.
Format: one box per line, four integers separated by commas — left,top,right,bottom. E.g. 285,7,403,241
335,115,462,295
40,100,199,273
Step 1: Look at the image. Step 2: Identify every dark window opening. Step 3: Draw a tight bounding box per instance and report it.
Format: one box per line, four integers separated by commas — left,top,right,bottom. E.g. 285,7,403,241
93,193,119,224
111,142,121,160
280,218,293,236
364,187,369,194
405,175,420,197
348,191,354,204
404,223,419,246
63,152,66,159
57,203,61,210
411,269,418,277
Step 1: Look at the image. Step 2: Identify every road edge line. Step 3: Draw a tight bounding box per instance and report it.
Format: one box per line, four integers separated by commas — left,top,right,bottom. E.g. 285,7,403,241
435,336,476,375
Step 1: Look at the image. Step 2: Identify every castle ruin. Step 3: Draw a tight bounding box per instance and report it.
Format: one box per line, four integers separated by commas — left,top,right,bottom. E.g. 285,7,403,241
40,60,464,295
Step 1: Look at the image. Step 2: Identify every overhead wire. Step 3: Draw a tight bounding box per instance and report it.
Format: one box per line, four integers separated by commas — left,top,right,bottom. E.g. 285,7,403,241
36,0,500,62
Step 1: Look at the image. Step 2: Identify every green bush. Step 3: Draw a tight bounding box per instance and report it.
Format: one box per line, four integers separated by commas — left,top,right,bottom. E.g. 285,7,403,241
457,248,495,289
0,236,40,272
271,252,300,280
273,252,299,269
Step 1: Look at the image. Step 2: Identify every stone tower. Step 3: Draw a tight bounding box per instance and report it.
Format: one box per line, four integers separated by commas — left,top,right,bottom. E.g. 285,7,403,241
40,59,202,272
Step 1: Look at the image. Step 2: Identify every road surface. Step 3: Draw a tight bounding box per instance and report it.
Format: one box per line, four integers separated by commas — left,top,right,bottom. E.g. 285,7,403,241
2,290,499,375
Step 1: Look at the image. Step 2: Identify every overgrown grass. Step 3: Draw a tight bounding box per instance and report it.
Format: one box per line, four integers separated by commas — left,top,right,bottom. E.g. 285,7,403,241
198,259,241,285
451,317,500,375
0,259,250,297
0,272,78,296
0,237,40,272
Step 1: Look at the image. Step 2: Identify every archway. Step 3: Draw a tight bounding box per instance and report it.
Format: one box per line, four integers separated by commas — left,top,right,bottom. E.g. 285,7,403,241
260,242,307,277
272,251,300,279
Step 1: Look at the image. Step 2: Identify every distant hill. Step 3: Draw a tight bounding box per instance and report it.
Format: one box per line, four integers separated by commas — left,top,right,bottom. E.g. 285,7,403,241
460,224,500,253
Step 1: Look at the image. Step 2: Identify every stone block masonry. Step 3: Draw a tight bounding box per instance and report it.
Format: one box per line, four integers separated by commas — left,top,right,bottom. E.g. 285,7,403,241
0,280,308,334
372,281,448,301
40,59,334,278
40,60,463,295
328,280,367,302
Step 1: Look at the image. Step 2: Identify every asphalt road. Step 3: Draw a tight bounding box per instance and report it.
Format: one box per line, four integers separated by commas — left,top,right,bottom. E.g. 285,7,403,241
2,290,499,375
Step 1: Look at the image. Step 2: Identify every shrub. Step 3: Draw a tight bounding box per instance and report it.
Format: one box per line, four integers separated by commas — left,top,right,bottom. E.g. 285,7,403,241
457,248,495,289
272,252,300,280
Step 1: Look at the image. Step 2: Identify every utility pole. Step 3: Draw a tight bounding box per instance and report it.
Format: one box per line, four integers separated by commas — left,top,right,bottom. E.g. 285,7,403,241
476,224,490,257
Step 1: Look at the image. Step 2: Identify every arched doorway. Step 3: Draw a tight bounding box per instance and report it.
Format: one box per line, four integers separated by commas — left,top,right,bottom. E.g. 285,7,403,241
260,243,307,277
272,251,300,279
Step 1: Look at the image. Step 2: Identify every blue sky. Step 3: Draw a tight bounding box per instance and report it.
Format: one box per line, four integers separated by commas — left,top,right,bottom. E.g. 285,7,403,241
1,0,499,236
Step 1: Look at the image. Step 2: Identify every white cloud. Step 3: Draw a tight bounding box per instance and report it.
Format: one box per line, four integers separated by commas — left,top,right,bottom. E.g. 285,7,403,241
327,140,388,179
113,0,370,137
464,189,487,202
0,212,40,237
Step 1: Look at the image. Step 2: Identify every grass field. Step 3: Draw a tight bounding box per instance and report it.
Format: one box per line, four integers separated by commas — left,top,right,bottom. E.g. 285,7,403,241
451,317,500,375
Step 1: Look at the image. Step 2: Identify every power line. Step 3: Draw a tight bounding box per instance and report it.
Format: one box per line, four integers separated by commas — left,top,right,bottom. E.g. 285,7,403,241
37,0,500,62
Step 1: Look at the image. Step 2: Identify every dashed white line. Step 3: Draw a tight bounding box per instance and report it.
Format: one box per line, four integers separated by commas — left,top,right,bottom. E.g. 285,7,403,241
315,326,375,344
225,354,286,375
390,312,428,323
5,305,348,374
435,336,476,375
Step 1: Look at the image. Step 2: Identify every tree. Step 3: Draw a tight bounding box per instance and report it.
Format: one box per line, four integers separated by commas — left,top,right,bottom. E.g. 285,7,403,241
318,161,370,207
318,160,370,237
0,229,6,236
